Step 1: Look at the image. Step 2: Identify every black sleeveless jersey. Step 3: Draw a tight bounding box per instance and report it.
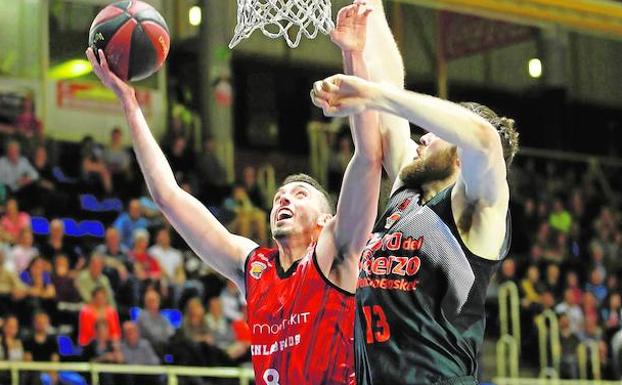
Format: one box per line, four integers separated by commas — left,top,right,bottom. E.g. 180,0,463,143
354,185,511,385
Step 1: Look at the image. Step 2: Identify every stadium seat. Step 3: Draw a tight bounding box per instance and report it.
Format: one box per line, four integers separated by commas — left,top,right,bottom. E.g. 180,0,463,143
161,309,183,329
57,335,83,357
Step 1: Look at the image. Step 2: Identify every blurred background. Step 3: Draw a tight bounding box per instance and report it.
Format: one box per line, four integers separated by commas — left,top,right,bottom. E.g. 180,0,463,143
1,0,622,384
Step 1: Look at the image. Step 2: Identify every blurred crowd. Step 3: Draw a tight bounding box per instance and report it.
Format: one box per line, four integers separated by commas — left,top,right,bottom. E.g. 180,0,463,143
489,158,622,380
0,111,264,385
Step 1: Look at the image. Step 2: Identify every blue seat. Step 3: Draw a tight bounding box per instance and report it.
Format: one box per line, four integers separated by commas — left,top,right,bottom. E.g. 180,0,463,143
59,371,88,385
161,309,183,329
57,335,82,357
31,217,50,235
130,306,141,321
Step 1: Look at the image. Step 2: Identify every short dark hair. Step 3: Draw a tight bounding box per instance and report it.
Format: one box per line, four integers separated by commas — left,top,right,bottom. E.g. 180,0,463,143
459,102,519,167
280,174,335,215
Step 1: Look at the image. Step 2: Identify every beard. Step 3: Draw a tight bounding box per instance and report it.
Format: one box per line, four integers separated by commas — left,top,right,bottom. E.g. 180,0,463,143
399,146,458,189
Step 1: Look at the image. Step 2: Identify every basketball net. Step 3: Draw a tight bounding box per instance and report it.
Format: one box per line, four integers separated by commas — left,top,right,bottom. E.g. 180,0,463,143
229,0,334,49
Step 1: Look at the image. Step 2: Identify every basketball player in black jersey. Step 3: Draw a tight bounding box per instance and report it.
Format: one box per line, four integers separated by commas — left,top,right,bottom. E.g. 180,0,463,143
312,1,519,383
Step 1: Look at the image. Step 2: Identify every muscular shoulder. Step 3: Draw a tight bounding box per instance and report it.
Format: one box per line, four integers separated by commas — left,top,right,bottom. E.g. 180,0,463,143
451,179,509,260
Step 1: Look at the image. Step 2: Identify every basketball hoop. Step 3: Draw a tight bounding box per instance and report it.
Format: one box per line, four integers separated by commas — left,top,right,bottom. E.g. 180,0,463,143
229,0,334,49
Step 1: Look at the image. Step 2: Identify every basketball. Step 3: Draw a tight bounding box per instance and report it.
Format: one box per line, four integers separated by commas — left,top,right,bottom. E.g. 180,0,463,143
88,0,170,82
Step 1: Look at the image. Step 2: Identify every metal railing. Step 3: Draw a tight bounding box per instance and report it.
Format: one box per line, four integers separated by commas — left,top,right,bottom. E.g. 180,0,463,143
536,309,561,379
577,339,601,380
0,361,255,385
497,281,521,378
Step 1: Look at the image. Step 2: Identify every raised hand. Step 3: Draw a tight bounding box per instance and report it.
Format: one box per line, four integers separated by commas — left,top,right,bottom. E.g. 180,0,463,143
85,47,134,100
330,2,373,53
310,74,376,117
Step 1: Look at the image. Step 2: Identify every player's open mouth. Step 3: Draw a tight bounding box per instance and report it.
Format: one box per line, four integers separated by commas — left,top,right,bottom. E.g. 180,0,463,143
276,208,294,221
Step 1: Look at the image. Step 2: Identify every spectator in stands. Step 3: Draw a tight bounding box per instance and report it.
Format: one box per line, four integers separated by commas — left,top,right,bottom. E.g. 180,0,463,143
583,314,604,342
223,184,267,245
220,280,244,322
0,249,27,318
78,286,121,346
0,140,38,205
565,270,583,304
76,254,115,306
0,198,30,244
556,288,585,336
51,255,82,330
582,292,600,325
148,227,183,284
602,293,622,338
23,312,59,385
544,263,563,301
137,289,173,357
549,197,572,234
206,296,248,363
521,265,544,309
113,199,149,248
129,229,161,281
39,219,83,271
81,320,123,385
0,316,24,378
80,136,113,194
241,165,266,210
196,137,229,205
21,257,56,318
558,313,580,379
165,136,194,183
497,258,518,285
95,227,130,264
586,267,608,305
113,264,140,323
31,145,70,217
8,228,38,274
104,127,132,194
160,115,187,155
14,95,43,141
120,321,161,385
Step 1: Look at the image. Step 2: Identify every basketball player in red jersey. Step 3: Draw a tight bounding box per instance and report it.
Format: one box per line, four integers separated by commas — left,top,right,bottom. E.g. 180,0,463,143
85,4,381,384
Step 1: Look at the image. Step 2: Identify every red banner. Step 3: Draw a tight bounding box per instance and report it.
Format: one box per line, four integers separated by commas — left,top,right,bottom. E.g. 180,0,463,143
440,12,535,60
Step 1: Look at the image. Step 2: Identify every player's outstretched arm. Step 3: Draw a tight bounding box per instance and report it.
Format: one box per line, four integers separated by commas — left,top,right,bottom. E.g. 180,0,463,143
313,4,382,292
86,48,257,292
316,76,508,206
358,0,416,185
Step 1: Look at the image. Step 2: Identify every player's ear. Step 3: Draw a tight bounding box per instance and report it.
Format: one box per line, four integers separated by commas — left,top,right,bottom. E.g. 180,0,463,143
317,213,333,227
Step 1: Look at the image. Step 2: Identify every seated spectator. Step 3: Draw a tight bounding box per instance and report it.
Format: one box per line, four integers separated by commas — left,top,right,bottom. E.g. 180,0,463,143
0,249,27,319
113,263,140,323
549,197,572,234
582,292,600,325
0,316,24,377
120,321,161,385
242,165,266,210
0,141,39,207
129,229,161,281
95,227,130,264
21,257,56,314
544,263,563,301
80,136,112,194
39,219,83,271
81,320,123,385
51,255,82,330
148,227,183,283
31,145,71,217
206,296,248,364
23,312,59,385
224,185,267,245
559,313,580,379
165,136,194,183
220,280,244,322
78,286,121,346
76,254,115,307
565,270,583,305
8,228,38,274
137,289,174,356
14,95,43,141
0,198,30,244
103,127,132,195
585,267,608,305
196,137,229,205
497,258,518,285
113,199,149,249
521,265,544,308
601,293,622,339
556,288,584,336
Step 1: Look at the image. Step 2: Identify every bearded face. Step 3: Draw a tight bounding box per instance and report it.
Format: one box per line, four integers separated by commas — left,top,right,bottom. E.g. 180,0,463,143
399,136,459,190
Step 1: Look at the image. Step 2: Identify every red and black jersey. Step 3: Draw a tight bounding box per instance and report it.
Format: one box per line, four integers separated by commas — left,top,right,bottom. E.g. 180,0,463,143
245,246,356,385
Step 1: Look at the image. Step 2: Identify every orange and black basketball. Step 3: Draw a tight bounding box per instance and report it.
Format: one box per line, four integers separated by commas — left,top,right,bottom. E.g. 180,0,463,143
88,0,170,82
